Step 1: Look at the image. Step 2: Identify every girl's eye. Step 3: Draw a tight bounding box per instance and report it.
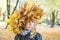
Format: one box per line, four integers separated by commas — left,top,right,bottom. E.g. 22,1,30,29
30,22,34,27
30,23,31,25
27,22,34,27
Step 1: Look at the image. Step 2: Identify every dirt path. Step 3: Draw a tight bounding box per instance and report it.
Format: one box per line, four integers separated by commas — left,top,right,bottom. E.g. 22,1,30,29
0,28,15,40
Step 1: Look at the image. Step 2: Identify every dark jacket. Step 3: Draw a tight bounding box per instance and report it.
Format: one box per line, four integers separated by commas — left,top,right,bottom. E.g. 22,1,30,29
14,32,42,40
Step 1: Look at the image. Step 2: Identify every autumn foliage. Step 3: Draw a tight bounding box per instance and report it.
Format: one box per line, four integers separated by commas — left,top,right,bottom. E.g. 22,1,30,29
5,3,44,34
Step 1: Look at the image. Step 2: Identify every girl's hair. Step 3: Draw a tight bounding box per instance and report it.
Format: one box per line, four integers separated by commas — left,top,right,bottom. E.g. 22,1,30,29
30,26,36,38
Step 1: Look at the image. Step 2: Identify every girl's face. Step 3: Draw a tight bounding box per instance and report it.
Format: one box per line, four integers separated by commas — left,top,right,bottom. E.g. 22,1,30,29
24,21,35,31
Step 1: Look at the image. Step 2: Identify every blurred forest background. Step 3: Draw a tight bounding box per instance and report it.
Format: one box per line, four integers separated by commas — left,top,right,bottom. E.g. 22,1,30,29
0,0,60,28
0,0,60,40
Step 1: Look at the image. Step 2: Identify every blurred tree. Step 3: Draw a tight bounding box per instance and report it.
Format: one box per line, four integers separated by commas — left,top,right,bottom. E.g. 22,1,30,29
6,0,19,29
7,0,10,18
41,0,60,27
0,8,1,18
12,0,19,14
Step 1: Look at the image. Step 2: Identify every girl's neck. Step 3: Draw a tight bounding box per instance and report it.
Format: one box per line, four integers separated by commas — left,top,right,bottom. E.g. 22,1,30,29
21,29,30,36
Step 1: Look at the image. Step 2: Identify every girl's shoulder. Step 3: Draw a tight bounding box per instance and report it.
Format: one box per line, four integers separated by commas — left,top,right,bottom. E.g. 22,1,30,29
35,32,42,40
36,32,42,36
14,32,42,40
14,34,20,40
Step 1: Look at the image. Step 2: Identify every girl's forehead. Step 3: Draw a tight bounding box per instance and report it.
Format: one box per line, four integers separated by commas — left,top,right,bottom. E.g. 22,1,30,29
27,21,34,24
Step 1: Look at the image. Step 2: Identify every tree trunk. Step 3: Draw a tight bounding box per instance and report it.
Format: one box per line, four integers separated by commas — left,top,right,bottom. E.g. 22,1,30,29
51,11,55,28
7,0,10,18
6,0,10,29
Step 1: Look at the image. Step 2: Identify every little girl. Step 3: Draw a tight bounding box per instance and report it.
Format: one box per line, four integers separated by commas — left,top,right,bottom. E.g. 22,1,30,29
14,21,42,40
6,3,44,40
